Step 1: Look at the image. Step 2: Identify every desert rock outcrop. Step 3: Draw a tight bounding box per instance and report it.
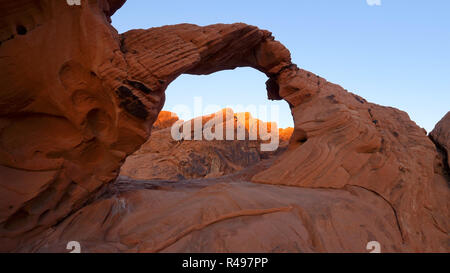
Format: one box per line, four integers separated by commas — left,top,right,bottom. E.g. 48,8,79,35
0,0,448,252
120,109,292,180
431,112,450,171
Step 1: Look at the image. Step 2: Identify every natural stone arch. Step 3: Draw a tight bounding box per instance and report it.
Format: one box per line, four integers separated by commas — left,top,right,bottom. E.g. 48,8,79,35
119,65,295,181
0,1,308,246
115,23,295,115
0,0,448,252
115,23,318,147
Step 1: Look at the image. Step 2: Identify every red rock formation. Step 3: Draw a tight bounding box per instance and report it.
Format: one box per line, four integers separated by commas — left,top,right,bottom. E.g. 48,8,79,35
279,127,294,144
120,109,292,180
431,112,450,171
151,111,180,131
0,0,448,252
0,0,145,251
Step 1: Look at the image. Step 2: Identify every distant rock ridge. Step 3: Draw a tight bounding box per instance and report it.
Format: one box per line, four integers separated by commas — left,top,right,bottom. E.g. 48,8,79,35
430,112,450,176
120,109,293,180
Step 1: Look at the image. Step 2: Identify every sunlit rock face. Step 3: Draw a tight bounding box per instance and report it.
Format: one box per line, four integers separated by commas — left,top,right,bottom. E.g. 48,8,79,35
0,0,448,252
120,110,293,181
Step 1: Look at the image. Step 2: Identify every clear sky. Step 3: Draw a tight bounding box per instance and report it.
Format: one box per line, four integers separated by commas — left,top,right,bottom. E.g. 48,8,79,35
112,0,449,132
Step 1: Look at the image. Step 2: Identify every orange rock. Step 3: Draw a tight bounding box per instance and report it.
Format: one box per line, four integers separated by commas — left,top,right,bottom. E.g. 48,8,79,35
120,109,291,180
152,111,180,131
279,127,294,145
431,112,450,169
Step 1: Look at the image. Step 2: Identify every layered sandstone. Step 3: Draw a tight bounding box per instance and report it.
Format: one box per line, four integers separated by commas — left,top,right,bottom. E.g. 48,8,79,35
0,0,448,252
120,109,292,180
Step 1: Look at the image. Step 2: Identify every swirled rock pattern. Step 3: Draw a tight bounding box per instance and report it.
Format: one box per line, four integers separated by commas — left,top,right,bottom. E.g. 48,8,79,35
0,0,448,252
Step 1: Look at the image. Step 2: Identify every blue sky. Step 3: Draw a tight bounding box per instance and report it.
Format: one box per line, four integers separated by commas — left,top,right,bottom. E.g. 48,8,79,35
112,0,449,131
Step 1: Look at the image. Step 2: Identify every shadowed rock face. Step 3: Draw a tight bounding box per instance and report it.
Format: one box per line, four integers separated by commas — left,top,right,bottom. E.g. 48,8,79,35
431,112,450,172
0,0,448,252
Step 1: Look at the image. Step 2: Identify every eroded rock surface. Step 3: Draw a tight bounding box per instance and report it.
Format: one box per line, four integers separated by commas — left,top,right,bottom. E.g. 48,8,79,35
120,109,292,180
431,112,450,171
0,0,448,252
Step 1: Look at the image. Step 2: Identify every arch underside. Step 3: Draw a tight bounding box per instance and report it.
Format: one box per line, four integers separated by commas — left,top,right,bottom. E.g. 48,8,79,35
0,0,448,252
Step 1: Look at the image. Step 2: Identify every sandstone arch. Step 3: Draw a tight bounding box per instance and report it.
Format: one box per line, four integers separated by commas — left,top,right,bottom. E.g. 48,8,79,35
0,0,448,252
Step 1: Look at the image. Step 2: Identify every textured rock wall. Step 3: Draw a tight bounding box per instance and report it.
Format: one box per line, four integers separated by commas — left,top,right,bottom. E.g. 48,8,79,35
431,112,450,170
0,0,448,252
252,76,450,251
0,0,140,250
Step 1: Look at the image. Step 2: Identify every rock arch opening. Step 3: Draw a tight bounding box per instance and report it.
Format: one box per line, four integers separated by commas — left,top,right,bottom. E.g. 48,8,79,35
119,67,294,181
